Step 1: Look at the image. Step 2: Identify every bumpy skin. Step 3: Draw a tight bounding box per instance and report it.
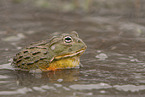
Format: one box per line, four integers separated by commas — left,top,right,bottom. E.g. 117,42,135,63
12,31,87,71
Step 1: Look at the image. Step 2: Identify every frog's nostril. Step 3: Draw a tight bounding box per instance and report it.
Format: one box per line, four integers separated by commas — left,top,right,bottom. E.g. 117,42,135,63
78,40,81,43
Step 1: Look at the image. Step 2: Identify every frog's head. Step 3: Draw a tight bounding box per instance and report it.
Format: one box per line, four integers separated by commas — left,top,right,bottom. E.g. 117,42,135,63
49,31,87,62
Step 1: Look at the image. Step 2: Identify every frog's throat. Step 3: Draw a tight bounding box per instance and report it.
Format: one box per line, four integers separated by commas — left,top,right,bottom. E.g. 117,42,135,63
47,57,80,71
50,49,85,63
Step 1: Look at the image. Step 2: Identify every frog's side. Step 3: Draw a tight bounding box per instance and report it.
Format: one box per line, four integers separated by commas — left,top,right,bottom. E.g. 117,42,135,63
12,31,87,71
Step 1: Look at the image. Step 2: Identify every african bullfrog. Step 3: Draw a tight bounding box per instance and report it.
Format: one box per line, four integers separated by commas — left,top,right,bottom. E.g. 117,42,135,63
12,31,87,71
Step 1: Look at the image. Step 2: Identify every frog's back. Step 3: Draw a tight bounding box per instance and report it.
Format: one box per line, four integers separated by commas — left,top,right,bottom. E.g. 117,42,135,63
12,40,51,70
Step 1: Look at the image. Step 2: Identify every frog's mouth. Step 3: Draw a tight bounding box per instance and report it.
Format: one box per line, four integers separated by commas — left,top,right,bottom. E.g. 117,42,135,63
50,49,85,62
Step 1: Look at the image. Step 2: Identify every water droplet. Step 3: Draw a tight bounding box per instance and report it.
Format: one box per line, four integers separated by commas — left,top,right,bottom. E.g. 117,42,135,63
17,47,22,50
5,48,9,51
100,90,106,93
95,53,108,60
57,79,63,82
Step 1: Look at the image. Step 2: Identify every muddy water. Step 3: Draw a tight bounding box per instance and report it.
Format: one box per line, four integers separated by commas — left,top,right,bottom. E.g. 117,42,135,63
1,0,145,97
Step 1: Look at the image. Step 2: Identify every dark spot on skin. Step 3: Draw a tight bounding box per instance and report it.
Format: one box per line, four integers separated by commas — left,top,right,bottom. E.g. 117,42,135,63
40,57,47,60
17,64,21,67
23,50,28,53
21,63,25,65
34,60,39,63
12,61,16,64
44,51,49,55
35,46,47,49
41,48,47,49
32,52,41,55
27,62,34,65
78,40,81,43
29,47,36,49
21,67,24,69
26,46,36,49
16,59,22,63
13,57,17,61
24,56,30,59
16,52,20,56
19,56,23,58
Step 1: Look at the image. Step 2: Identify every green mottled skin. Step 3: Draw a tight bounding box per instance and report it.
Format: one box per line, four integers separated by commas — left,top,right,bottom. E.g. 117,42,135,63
12,31,87,71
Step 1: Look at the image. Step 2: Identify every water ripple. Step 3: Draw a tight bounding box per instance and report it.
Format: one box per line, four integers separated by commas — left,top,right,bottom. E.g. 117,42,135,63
0,87,32,95
70,83,145,92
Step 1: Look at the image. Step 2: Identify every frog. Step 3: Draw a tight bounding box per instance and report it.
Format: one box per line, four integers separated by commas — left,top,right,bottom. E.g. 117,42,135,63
11,31,87,71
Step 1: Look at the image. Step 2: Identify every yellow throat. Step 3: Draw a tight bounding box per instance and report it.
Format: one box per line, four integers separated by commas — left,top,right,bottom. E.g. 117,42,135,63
47,56,80,71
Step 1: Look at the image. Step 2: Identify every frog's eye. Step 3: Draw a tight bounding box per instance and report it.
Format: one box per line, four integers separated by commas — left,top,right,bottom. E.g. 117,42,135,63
64,36,73,43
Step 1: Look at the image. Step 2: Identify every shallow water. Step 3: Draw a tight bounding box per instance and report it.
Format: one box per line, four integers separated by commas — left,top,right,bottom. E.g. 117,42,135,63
1,0,145,97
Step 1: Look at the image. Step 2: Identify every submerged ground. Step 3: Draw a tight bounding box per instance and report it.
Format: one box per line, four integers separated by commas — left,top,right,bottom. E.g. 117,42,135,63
0,0,145,97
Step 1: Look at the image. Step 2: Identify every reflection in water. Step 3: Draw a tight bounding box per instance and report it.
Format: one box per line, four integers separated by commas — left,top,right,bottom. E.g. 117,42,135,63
16,69,79,86
0,69,80,95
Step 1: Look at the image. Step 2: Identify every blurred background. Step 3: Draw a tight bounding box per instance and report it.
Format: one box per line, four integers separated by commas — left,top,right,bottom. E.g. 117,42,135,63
0,0,144,34
1,0,145,97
